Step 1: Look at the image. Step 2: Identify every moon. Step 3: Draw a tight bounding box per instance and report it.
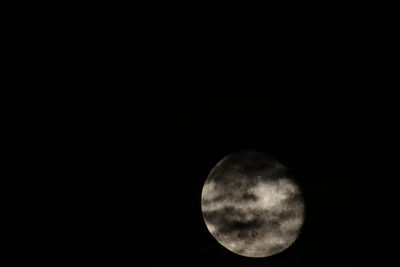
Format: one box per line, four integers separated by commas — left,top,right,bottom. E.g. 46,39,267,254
201,150,305,258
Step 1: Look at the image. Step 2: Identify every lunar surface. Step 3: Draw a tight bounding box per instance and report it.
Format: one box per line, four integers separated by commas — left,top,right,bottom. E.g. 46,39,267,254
201,150,304,258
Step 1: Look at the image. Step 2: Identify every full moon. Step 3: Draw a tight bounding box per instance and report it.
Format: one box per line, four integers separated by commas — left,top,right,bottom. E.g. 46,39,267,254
201,150,305,258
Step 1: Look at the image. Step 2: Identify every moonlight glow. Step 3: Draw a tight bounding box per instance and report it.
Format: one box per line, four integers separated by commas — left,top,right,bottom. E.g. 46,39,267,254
201,151,305,258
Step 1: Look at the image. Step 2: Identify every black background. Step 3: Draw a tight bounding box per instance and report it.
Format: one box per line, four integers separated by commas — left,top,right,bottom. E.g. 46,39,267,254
10,8,394,265
132,89,364,266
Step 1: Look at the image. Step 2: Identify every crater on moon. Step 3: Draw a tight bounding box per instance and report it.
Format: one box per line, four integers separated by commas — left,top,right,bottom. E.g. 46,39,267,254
201,150,305,258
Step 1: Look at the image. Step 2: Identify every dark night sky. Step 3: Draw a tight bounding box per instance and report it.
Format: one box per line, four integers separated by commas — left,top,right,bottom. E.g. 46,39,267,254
20,11,392,264
134,90,362,266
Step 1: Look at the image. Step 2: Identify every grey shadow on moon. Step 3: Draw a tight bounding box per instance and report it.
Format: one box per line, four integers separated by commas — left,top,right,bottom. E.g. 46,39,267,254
201,150,305,258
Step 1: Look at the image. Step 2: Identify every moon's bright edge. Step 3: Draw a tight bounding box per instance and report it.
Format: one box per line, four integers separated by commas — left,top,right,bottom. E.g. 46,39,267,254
201,151,305,258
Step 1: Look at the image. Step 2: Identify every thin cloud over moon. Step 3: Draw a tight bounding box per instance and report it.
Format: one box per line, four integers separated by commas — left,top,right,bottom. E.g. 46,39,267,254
201,150,305,258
